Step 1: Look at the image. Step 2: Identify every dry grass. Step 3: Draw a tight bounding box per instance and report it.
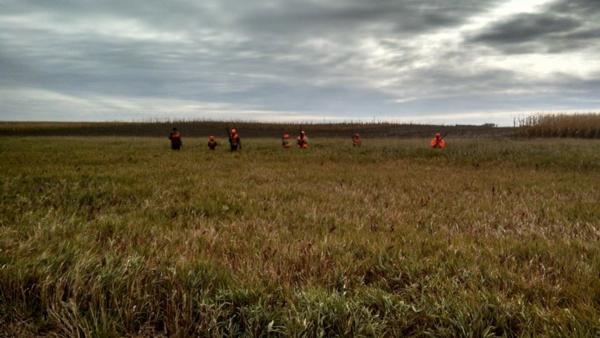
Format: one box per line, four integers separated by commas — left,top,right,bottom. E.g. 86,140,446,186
517,113,600,138
1,137,600,336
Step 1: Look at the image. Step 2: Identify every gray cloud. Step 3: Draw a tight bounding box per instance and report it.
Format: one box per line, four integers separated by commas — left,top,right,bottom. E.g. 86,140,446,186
469,0,600,53
0,0,599,125
469,13,581,44
236,0,500,36
549,0,600,14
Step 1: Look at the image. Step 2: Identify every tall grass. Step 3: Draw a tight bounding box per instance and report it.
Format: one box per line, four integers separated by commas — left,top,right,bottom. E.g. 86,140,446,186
517,113,600,138
1,137,600,336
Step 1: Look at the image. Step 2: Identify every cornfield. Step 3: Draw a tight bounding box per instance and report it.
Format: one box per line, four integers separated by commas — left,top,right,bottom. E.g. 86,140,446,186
517,113,600,138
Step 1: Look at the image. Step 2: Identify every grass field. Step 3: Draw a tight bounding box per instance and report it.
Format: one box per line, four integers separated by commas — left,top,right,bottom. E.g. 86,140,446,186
2,136,600,336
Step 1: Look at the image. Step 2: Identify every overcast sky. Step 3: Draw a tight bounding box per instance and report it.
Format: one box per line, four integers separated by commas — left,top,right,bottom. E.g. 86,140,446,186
1,0,599,125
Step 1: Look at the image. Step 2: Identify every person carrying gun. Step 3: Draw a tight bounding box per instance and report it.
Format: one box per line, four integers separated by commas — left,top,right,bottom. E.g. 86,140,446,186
208,135,218,150
282,132,291,149
168,127,182,150
227,128,241,152
430,132,447,149
297,130,309,149
352,133,362,147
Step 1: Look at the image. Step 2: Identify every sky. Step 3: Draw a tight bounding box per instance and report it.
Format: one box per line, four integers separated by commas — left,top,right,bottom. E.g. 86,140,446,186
0,0,599,125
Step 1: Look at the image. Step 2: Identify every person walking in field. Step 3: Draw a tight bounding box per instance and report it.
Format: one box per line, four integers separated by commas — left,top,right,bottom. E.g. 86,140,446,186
297,130,309,149
208,135,218,150
430,132,446,149
352,133,362,147
168,127,182,150
282,133,291,149
228,128,241,152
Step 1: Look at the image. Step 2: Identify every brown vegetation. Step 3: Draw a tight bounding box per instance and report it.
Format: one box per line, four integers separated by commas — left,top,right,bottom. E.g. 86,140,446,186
0,121,511,138
517,113,600,138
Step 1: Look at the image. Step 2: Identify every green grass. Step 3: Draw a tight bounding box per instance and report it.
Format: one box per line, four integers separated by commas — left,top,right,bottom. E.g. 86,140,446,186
1,137,600,336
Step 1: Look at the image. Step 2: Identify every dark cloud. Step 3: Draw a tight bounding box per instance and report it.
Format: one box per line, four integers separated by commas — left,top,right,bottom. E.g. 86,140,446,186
566,28,600,40
469,0,600,53
237,0,501,36
549,0,600,14
469,13,580,44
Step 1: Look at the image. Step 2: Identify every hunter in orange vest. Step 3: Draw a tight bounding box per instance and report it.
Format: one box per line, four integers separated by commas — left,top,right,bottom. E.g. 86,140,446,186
352,133,362,147
430,132,446,149
168,128,182,150
297,130,309,149
228,128,241,152
282,133,291,149
208,136,218,150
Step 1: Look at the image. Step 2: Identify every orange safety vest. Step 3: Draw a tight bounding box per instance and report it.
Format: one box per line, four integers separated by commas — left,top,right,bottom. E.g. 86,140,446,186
282,133,290,148
169,132,181,142
430,136,446,149
230,132,239,145
208,136,217,150
352,134,362,146
297,134,308,148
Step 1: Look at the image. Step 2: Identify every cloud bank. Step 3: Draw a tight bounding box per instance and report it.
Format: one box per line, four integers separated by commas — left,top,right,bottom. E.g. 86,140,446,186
1,0,599,125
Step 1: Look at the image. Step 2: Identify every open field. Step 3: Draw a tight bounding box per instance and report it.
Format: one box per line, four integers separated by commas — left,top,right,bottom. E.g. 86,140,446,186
2,136,600,336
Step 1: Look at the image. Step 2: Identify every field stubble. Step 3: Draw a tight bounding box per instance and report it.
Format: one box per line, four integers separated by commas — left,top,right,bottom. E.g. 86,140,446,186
1,137,600,336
